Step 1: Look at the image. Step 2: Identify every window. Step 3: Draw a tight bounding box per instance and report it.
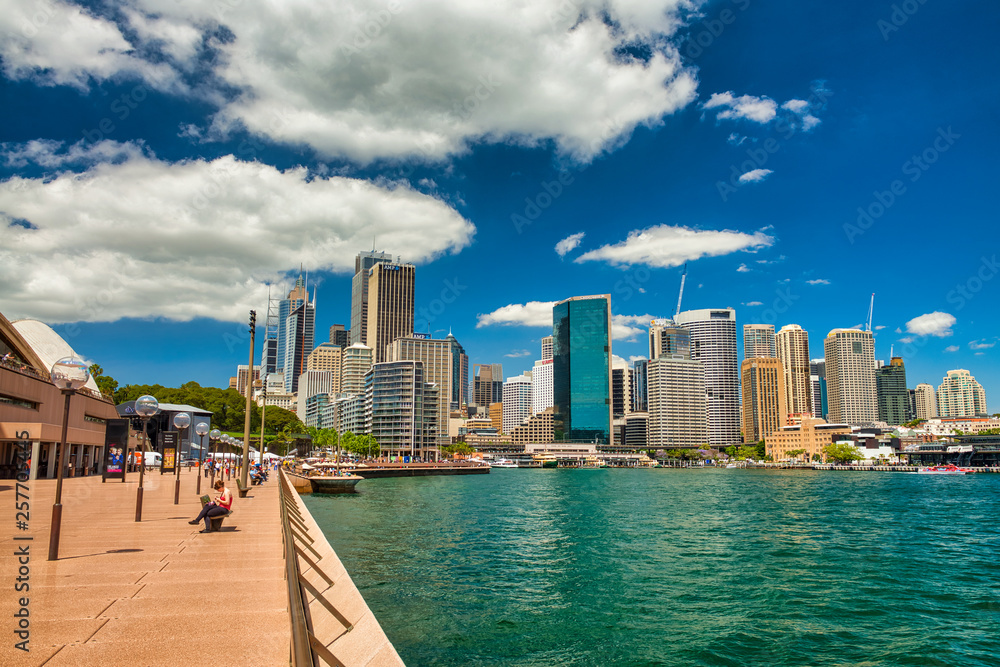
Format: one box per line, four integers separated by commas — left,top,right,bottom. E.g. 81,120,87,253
0,394,38,410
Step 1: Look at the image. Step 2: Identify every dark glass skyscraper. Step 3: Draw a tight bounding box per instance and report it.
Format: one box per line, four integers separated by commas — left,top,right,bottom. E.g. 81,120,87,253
552,295,612,444
446,332,469,410
877,357,910,425
350,250,392,346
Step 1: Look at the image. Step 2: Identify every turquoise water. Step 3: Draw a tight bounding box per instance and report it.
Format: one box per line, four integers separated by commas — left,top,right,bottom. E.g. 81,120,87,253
304,469,1000,666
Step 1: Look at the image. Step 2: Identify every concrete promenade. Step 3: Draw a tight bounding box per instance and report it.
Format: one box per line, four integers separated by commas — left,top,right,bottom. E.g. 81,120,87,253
1,469,289,666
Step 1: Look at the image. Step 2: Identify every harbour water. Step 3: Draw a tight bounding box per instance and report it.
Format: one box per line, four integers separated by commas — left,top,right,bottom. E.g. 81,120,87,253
304,468,1000,666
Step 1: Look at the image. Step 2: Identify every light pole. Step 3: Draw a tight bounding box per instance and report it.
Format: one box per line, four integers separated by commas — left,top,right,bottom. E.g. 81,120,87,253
195,422,209,495
241,310,256,490
172,412,190,504
134,395,159,522
47,357,90,561
256,378,268,473
208,429,221,485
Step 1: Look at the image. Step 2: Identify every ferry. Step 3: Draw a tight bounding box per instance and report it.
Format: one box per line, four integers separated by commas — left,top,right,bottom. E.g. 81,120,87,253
916,464,972,475
580,455,605,468
490,458,518,468
532,453,559,468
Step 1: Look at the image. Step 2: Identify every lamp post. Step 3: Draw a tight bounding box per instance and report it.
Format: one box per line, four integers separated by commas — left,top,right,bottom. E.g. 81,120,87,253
172,412,190,504
257,378,268,469
47,357,90,561
134,395,159,522
195,422,209,494
209,429,221,484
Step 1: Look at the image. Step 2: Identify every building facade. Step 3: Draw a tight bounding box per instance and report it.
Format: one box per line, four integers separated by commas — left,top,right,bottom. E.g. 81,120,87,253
649,321,690,360
674,308,739,447
914,382,937,420
776,324,812,418
611,360,632,420
365,360,438,459
630,359,648,413
329,324,349,348
282,294,316,394
365,261,415,363
541,335,553,362
502,374,532,434
767,416,852,461
646,356,708,449
350,250,393,346
823,329,877,426
473,363,504,410
531,358,553,415
740,357,787,443
552,295,613,444
446,333,469,410
937,369,988,417
307,343,343,392
509,406,554,445
341,343,373,396
743,323,776,359
876,357,910,425
387,335,453,447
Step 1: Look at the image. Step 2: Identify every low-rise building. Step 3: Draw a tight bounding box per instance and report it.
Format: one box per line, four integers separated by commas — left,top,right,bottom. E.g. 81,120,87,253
767,416,852,461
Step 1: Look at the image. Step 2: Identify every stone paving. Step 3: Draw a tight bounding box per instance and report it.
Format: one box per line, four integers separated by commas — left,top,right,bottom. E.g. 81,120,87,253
1,468,289,666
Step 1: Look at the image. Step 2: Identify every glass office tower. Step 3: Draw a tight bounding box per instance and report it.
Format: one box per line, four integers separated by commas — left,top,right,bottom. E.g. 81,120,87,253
552,295,613,444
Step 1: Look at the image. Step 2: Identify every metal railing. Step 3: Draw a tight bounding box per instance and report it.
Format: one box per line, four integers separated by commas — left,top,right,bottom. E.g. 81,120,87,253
279,470,354,667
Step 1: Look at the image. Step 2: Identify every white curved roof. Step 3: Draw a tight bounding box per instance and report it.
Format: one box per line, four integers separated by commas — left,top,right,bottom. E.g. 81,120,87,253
11,319,101,392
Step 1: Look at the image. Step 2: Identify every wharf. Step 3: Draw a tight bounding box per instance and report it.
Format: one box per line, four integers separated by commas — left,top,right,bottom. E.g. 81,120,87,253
348,463,490,479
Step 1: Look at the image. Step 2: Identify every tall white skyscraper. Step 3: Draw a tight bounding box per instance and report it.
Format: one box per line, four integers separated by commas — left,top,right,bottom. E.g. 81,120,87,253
502,374,533,433
531,359,553,415
647,355,708,448
743,323,776,359
776,324,812,418
936,369,988,417
341,343,373,395
823,329,877,425
674,308,739,447
283,290,316,394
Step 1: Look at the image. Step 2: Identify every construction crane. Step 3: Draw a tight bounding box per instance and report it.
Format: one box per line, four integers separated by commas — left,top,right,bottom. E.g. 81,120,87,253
865,293,875,332
674,263,688,320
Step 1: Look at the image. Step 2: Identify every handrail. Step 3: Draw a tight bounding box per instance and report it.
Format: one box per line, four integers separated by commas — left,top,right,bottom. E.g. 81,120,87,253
280,470,316,666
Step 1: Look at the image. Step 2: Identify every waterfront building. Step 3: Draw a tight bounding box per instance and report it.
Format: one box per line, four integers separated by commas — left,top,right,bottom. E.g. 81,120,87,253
282,292,316,394
296,370,336,420
674,308,739,447
366,261,415,363
489,402,503,432
766,416,854,461
743,324,776,359
914,383,937,420
649,320,691,360
612,358,631,419
329,324,349,348
741,357,787,443
502,374,532,433
509,407,555,445
876,357,910,425
350,250,392,346
330,392,366,436
646,355,708,449
625,412,649,449
630,359,648,413
365,360,438,459
235,364,261,398
553,295,613,444
936,369,988,417
473,364,504,409
531,358,554,415
302,393,330,429
446,332,469,410
307,343,343,392
341,343,373,395
388,335,453,448
810,359,827,419
541,335,553,362
776,324,813,418
823,329,877,426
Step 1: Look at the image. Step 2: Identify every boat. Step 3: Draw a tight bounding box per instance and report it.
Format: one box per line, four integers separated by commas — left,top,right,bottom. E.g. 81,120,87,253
916,464,971,475
725,463,738,469
490,458,518,468
532,453,558,468
580,455,605,468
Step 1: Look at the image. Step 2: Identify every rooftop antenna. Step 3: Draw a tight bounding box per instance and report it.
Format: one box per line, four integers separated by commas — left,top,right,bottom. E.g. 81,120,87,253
865,292,874,332
674,263,688,321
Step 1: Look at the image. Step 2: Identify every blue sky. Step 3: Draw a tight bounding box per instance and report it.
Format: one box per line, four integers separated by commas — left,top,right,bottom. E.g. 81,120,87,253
1,1,997,404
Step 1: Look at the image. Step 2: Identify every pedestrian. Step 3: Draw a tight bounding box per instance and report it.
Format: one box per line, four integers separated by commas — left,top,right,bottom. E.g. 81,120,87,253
188,479,232,533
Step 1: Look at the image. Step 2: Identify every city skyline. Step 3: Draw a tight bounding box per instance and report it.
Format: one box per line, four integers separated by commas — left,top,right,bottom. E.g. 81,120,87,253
0,2,996,403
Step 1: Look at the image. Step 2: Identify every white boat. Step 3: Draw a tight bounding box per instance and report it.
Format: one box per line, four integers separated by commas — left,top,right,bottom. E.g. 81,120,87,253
725,463,738,469
490,458,518,468
916,464,970,475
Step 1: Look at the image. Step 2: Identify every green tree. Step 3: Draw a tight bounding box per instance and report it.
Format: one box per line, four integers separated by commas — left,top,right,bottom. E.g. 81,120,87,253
88,364,119,399
441,442,475,458
753,440,767,460
823,442,864,464
787,449,807,461
734,446,757,460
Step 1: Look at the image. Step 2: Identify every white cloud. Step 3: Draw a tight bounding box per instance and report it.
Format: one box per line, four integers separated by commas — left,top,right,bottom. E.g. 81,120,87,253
504,349,532,358
555,232,586,257
781,99,809,113
905,312,956,338
612,314,656,342
0,145,474,323
738,168,772,183
2,139,148,168
743,301,763,307
628,355,647,364
944,345,960,353
611,354,629,368
703,92,777,123
969,338,997,350
806,279,831,285
11,1,701,163
477,301,556,329
736,263,750,273
575,224,774,269
895,327,902,334
875,325,886,330
727,133,746,146
899,336,915,344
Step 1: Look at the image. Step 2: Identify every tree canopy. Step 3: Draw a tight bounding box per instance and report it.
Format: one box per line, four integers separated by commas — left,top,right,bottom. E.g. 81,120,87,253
823,442,864,464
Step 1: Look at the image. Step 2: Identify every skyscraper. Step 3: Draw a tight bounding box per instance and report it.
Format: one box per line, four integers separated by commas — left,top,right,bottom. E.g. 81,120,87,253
630,359,648,412
541,335,553,362
611,358,631,419
810,359,827,419
876,357,910,425
446,332,469,410
366,261,415,363
365,360,438,459
473,364,503,408
646,355,708,449
307,342,342,392
776,324,813,418
531,358,553,415
341,343,373,395
674,308,739,447
329,324,349,348
552,295,613,444
282,292,316,394
276,272,309,379
350,250,392,346
743,324,776,359
502,374,533,433
936,369,988,417
741,357,787,443
649,320,690,359
388,335,453,448
914,382,937,420
824,329,877,425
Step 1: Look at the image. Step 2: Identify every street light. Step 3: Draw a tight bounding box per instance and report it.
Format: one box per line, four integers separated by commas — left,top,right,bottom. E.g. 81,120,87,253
47,357,90,561
208,429,221,484
134,394,159,522
172,412,190,505
195,422,209,494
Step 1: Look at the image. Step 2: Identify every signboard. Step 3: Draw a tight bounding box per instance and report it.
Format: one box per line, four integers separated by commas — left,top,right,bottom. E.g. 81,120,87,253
160,431,178,474
412,332,430,340
102,418,129,481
